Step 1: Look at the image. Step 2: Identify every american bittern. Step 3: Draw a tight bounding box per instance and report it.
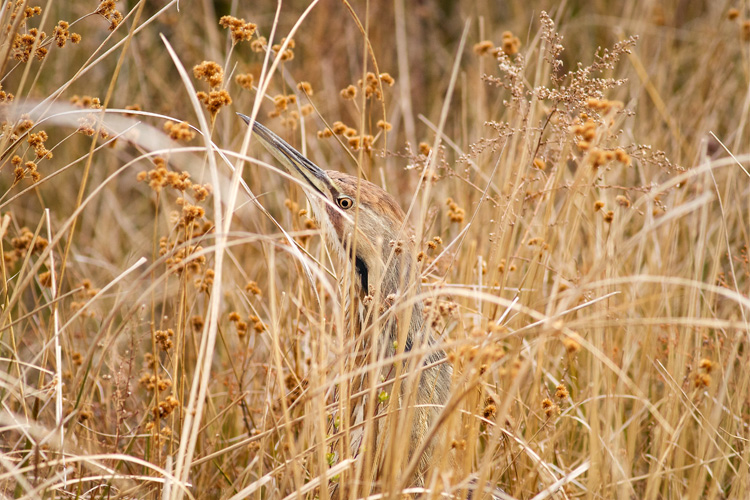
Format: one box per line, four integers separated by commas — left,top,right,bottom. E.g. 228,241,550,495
239,115,452,489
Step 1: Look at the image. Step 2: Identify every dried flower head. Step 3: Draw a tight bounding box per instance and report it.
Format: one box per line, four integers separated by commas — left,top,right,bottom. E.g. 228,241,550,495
555,384,569,399
193,61,224,88
219,15,257,44
500,31,521,55
340,85,357,100
541,397,559,417
163,121,195,141
235,73,254,90
473,40,494,56
377,120,392,131
297,81,313,95
196,89,232,118
445,197,466,223
245,281,262,296
53,20,80,47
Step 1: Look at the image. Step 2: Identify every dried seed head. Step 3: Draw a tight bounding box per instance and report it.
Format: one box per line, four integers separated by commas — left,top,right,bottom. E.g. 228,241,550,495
219,15,257,44
297,81,313,95
377,119,392,131
473,40,494,56
193,61,224,88
501,31,521,55
340,85,357,100
615,195,631,208
235,73,254,90
555,384,569,399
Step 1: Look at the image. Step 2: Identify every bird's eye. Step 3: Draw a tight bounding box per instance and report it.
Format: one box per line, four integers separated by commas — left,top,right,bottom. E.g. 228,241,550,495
336,196,353,210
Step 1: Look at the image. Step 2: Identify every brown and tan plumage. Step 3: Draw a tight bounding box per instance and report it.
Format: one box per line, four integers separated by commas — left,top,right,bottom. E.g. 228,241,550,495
240,115,452,490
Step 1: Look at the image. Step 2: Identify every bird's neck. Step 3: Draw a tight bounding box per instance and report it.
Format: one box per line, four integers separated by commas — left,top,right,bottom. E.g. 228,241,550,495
346,253,427,353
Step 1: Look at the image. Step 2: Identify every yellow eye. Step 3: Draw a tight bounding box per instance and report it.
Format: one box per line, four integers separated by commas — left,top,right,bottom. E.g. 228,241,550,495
337,196,353,210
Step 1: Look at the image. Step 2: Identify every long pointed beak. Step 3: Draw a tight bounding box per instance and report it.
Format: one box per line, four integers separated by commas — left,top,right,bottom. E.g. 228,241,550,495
238,113,332,198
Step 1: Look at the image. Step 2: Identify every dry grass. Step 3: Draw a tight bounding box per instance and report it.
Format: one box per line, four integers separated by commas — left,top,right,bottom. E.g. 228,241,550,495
1,0,749,498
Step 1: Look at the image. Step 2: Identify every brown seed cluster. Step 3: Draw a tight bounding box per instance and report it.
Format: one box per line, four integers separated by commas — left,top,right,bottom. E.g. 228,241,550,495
11,155,41,183
695,358,713,388
271,37,295,61
483,398,497,419
219,15,257,44
251,36,267,52
445,197,465,223
95,1,123,30
245,281,262,296
193,61,224,88
297,81,313,95
500,31,521,56
70,96,105,136
163,121,195,141
615,195,631,208
571,117,598,148
153,395,180,418
136,157,211,206
473,40,494,56
496,258,517,273
267,94,300,129
10,227,48,261
354,72,394,100
563,334,581,353
123,104,141,116
154,329,174,351
70,95,102,109
229,311,248,336
376,119,392,131
11,28,47,62
585,98,623,113
139,373,171,392
27,131,52,159
196,90,232,117
728,9,750,41
318,120,358,141
162,241,207,274
39,270,53,288
250,315,265,332
0,84,15,103
194,268,214,292
53,20,81,47
542,397,559,418
235,73,254,90
194,61,231,118
340,84,357,100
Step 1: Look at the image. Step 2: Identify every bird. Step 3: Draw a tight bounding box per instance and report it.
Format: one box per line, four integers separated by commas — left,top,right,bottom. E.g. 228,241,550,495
239,114,453,492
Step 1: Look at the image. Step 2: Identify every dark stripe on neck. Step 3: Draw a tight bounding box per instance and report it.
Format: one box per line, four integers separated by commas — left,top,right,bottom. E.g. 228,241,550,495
354,255,369,293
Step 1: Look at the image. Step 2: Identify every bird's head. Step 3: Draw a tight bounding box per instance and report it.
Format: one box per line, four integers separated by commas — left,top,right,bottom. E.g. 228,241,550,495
240,115,418,298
